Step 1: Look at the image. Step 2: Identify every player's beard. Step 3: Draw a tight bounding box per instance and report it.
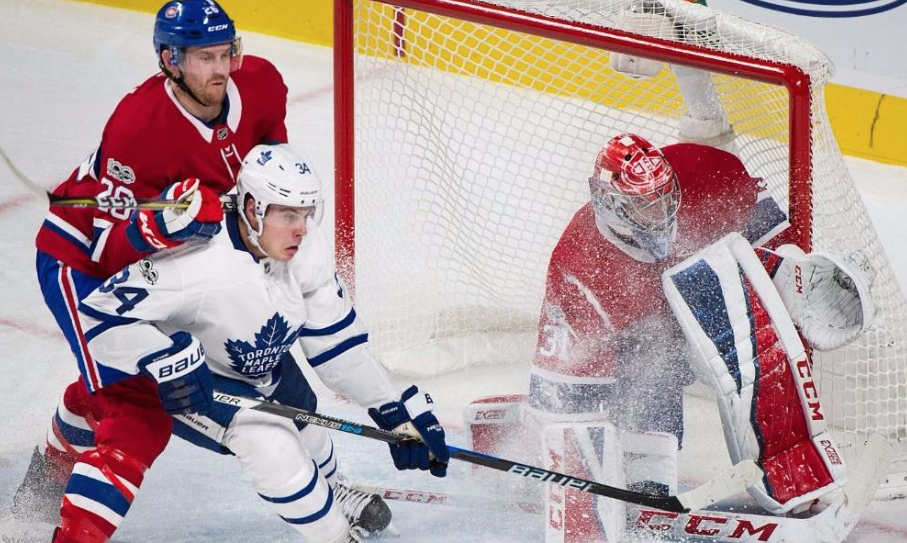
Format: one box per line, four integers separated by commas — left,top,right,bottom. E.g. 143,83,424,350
192,75,229,108
183,75,229,108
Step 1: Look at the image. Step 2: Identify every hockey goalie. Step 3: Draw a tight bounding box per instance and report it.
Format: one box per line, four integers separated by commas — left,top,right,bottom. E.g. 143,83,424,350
465,133,877,542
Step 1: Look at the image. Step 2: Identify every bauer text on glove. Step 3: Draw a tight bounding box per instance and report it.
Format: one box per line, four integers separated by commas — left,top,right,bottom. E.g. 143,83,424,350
138,331,215,416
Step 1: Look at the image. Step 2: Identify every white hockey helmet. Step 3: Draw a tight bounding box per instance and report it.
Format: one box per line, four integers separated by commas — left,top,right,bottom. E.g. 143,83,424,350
237,143,324,243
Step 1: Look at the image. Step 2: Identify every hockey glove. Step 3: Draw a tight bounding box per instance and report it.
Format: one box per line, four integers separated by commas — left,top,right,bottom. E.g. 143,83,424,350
766,245,876,351
126,178,224,252
368,386,449,477
138,331,214,416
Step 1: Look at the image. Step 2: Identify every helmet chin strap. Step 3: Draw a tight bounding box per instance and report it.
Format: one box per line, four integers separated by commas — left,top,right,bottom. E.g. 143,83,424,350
238,208,271,259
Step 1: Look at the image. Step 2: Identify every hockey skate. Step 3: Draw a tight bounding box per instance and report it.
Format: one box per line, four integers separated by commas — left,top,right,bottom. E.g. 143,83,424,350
333,477,393,535
10,447,66,525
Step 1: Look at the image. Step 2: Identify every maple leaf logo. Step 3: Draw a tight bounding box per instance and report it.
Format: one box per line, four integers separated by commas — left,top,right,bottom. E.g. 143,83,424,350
225,313,298,379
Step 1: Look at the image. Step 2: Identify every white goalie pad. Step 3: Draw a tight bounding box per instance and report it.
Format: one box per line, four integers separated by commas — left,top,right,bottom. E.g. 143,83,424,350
766,245,876,351
464,394,536,465
662,233,847,515
543,422,626,543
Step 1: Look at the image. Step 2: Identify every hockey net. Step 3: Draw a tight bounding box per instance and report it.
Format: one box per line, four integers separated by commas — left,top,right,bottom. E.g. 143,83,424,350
334,0,907,498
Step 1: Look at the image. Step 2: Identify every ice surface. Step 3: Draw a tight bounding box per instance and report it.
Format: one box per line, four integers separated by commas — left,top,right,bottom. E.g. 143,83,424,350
1,0,906,541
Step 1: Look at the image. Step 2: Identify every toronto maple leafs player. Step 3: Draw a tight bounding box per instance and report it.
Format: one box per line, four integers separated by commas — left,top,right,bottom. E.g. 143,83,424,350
44,144,450,543
465,134,873,542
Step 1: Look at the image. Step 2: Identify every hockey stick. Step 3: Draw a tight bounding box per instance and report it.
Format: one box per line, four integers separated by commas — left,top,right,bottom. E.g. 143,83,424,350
45,192,239,212
351,483,543,514
358,436,891,542
212,392,761,513
0,139,239,212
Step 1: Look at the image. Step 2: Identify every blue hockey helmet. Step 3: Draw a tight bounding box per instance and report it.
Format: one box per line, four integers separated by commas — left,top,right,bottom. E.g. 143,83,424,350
153,0,241,66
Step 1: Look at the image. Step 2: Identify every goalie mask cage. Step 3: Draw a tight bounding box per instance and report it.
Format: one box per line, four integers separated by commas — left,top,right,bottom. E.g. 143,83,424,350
333,0,907,498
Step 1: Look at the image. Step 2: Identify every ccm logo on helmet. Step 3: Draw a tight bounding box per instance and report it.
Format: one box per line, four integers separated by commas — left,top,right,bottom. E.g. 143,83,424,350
208,24,229,32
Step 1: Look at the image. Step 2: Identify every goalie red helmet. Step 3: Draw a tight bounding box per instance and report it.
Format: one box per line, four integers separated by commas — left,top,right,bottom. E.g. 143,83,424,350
589,133,680,260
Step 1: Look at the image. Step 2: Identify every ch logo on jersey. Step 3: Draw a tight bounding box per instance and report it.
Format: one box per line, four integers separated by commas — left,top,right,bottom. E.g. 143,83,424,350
106,158,135,184
225,313,299,379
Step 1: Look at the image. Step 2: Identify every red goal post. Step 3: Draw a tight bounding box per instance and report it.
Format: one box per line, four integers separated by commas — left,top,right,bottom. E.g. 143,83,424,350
335,0,814,261
333,0,907,499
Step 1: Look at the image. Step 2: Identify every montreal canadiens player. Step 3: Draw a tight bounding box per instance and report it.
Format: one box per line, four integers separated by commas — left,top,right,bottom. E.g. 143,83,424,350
466,134,874,542
50,144,450,543
12,0,308,539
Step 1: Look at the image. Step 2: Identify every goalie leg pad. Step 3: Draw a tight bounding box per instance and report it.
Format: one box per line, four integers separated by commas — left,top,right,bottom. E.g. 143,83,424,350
663,233,847,515
464,394,536,463
622,431,678,497
543,422,625,543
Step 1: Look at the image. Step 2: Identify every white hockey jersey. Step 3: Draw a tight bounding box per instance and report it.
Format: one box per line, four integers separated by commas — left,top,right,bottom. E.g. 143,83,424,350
77,213,399,407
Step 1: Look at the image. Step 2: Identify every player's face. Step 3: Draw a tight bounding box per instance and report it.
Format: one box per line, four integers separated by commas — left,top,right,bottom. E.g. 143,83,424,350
258,204,316,262
180,43,234,107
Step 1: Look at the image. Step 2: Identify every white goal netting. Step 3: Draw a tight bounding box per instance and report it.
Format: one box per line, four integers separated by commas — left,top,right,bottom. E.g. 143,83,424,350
336,0,907,497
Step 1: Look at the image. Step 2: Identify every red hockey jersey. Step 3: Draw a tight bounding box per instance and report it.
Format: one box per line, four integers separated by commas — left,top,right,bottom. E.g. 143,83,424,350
533,143,787,382
36,55,288,277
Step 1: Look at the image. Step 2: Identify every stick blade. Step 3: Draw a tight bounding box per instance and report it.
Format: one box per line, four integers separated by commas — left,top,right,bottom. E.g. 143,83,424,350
844,433,893,516
676,459,763,512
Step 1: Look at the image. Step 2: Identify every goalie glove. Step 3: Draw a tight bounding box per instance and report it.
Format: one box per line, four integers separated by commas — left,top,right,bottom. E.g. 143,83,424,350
762,245,876,351
368,386,450,477
609,2,675,79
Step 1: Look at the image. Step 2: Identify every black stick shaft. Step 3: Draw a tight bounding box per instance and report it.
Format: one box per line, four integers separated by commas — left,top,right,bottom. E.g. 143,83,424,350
213,392,689,512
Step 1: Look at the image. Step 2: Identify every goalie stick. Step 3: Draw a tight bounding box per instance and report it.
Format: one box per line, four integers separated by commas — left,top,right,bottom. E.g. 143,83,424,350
359,435,891,542
212,392,761,513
